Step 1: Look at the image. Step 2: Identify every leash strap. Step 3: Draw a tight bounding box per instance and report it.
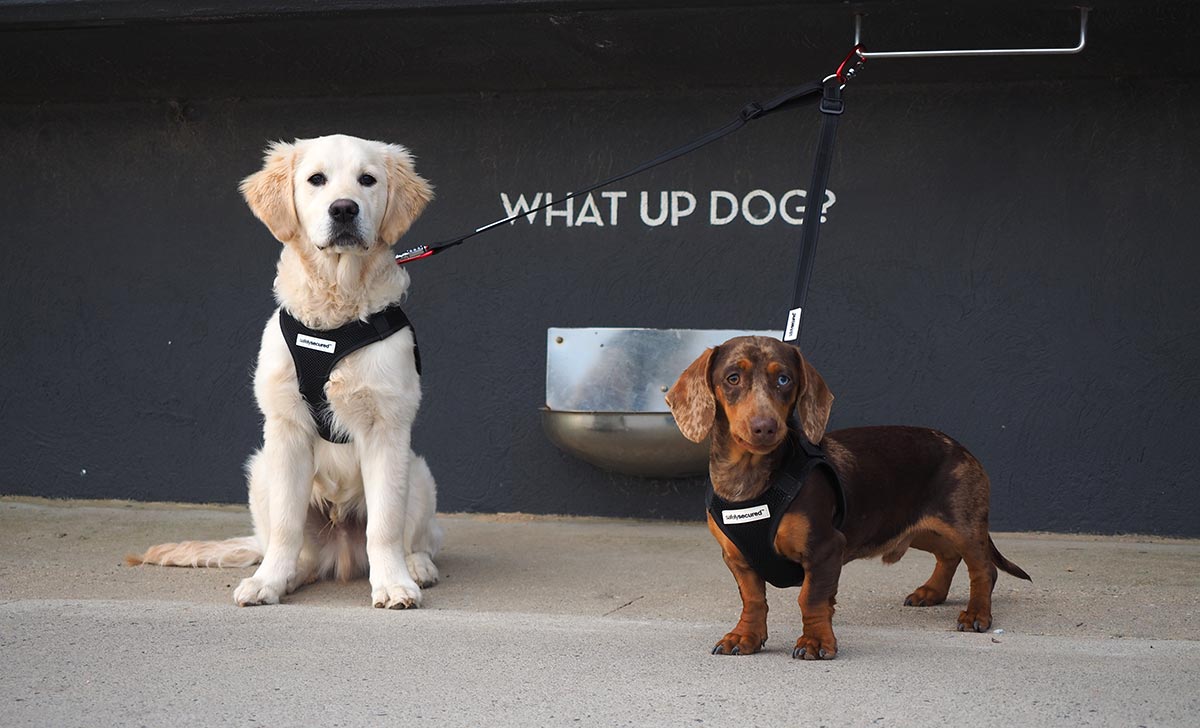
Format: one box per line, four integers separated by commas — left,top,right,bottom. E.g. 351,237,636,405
395,80,829,264
782,78,844,345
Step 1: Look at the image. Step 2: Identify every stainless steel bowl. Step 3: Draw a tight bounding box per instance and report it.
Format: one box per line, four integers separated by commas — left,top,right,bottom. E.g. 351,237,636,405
542,327,779,478
541,409,710,477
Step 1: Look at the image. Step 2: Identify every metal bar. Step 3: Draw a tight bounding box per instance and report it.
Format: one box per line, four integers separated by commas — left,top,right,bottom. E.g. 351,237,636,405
854,6,1089,59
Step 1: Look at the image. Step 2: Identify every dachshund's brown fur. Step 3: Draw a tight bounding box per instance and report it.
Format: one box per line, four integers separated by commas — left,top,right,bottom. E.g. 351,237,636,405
667,336,1030,660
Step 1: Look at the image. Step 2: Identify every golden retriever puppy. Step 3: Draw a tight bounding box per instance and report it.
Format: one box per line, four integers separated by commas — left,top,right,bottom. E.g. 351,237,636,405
129,134,442,609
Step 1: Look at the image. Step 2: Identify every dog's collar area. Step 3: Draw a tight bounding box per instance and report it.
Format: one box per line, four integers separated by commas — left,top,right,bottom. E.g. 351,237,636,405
706,433,847,588
278,303,421,444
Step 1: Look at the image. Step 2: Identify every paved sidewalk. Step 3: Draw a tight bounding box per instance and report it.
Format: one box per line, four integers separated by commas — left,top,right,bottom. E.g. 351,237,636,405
1,497,1197,727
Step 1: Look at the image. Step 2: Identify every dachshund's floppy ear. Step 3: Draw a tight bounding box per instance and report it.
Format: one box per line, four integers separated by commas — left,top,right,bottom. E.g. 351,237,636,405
379,144,434,245
239,141,300,243
792,347,834,445
666,346,718,443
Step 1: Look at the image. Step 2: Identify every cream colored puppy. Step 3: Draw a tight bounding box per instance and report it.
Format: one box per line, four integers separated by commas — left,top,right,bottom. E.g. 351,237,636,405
130,134,442,609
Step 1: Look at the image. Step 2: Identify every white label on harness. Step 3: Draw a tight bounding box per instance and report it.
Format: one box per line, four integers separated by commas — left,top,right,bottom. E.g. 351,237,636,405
296,334,336,353
722,504,771,525
783,307,802,341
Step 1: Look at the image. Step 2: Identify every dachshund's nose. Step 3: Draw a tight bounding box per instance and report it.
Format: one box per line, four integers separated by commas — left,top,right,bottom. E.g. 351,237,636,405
749,417,778,442
329,199,359,223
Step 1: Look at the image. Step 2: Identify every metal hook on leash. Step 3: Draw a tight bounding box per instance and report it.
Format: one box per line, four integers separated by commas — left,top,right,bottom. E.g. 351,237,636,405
853,6,1090,60
832,45,867,86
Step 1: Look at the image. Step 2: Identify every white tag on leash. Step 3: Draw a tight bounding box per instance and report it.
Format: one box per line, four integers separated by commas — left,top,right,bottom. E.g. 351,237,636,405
722,504,771,524
783,307,803,342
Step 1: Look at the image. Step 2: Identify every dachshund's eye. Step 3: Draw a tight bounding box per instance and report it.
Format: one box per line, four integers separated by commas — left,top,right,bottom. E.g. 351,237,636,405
777,374,792,387
358,174,377,187
308,173,327,187
726,373,740,385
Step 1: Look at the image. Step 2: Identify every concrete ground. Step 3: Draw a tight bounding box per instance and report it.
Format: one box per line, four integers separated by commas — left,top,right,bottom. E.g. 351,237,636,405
1,497,1197,727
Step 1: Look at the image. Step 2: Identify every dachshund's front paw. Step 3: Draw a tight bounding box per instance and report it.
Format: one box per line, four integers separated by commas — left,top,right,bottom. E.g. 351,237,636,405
711,630,767,656
792,633,838,660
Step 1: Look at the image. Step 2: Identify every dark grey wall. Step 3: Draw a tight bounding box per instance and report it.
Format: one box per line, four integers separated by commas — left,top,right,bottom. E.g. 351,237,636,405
2,1,1197,535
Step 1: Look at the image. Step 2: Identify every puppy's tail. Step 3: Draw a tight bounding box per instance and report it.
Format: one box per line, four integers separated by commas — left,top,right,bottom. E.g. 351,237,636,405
989,536,1032,582
125,536,262,569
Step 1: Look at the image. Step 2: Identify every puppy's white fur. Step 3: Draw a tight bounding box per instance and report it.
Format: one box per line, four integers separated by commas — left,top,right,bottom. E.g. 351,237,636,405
130,134,442,609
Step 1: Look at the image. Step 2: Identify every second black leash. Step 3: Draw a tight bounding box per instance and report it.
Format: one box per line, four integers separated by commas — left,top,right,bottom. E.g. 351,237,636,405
393,78,827,264
783,75,846,346
397,48,866,348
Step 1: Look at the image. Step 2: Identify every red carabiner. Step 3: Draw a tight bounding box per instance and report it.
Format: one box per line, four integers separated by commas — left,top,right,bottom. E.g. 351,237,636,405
835,44,867,84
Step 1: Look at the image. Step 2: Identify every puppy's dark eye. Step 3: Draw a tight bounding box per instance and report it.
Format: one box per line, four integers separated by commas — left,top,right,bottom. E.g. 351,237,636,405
726,373,740,385
308,173,327,187
777,374,791,387
358,174,377,187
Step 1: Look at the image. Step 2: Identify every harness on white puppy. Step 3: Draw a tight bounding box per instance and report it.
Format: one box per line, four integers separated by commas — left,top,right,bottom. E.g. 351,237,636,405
279,304,421,443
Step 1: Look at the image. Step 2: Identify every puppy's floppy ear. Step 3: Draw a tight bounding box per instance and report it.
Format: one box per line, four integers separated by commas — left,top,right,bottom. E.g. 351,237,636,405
379,144,434,244
792,347,834,444
239,141,300,243
666,346,718,443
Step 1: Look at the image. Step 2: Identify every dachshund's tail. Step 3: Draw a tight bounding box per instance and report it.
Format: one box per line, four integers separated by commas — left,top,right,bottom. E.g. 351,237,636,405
989,536,1032,581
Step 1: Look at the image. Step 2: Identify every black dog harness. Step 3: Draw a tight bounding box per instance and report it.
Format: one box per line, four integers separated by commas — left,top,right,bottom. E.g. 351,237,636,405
278,303,421,443
705,435,847,588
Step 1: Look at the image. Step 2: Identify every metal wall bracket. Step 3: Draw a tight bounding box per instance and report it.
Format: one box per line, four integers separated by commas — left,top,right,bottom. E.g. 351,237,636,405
854,6,1090,59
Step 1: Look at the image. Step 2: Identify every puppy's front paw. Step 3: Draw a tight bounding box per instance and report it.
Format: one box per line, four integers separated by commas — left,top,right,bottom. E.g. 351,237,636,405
792,633,838,660
405,553,439,588
372,582,422,610
711,630,767,656
234,577,283,607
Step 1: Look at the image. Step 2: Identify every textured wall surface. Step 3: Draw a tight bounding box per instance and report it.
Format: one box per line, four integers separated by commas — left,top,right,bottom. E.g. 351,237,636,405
1,3,1197,535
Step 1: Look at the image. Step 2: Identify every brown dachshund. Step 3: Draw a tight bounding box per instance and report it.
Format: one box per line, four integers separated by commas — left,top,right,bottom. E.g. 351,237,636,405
666,335,1030,660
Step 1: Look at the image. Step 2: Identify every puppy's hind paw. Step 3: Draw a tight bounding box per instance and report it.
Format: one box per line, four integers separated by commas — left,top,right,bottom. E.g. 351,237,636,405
405,553,439,588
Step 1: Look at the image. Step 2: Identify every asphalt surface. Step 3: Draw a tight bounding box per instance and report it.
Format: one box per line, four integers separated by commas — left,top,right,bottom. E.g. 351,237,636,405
2,497,1198,727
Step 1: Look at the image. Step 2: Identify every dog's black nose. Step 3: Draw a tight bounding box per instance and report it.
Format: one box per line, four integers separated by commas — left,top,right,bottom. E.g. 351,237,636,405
329,199,359,223
749,417,778,441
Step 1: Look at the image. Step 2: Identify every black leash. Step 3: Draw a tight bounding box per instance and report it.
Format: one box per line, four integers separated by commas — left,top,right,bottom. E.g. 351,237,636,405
393,80,827,265
783,75,846,346
396,48,865,346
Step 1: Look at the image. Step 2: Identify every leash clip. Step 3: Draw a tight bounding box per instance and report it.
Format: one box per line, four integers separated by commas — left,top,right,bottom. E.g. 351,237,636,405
394,244,436,266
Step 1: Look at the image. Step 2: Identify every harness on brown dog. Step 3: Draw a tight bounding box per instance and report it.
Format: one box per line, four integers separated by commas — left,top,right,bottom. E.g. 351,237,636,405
705,433,847,588
278,303,421,444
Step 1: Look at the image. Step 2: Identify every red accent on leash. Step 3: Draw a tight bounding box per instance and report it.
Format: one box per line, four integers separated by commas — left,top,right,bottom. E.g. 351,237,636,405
395,247,436,266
